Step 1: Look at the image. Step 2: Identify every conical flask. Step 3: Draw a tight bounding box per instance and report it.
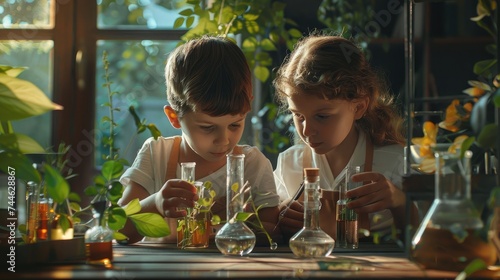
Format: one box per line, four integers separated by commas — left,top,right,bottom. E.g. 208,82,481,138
289,168,335,257
411,150,496,271
215,153,256,256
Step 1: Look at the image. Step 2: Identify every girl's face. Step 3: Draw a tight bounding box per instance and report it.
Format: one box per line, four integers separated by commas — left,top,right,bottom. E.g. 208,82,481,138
178,111,247,162
287,93,360,155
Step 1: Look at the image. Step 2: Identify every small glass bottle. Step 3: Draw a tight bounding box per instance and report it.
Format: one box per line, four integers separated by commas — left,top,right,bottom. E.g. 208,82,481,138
215,153,256,256
85,198,113,266
411,150,496,271
290,168,335,257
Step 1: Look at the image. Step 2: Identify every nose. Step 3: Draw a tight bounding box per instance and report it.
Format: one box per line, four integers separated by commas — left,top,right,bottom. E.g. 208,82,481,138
301,119,316,138
214,129,230,146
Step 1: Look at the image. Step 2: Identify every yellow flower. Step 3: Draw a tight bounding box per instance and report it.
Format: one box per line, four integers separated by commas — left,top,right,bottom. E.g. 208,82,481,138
438,99,473,132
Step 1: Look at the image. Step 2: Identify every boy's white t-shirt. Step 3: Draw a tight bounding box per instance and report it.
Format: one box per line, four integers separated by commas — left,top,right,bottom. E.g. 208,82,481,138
274,130,405,232
120,136,280,209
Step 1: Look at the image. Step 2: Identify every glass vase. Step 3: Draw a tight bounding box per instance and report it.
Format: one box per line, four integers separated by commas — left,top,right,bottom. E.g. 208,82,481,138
411,150,497,271
289,168,335,257
215,153,256,256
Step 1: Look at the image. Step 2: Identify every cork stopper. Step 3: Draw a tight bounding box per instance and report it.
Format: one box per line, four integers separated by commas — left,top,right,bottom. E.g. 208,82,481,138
304,167,319,182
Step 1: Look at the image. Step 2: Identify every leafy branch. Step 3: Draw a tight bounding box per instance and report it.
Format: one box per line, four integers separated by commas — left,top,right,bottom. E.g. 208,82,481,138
83,51,169,240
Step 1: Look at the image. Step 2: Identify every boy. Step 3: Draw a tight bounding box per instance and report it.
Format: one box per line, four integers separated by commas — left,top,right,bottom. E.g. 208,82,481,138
118,35,281,244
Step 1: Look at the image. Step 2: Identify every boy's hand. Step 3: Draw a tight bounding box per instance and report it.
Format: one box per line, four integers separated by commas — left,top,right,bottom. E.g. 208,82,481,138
155,179,199,218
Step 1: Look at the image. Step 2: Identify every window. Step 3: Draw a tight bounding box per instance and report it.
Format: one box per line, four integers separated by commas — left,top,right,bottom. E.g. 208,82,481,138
0,0,187,193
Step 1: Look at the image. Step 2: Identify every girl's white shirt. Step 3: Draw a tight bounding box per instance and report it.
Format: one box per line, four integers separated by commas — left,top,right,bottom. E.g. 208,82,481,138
274,130,405,232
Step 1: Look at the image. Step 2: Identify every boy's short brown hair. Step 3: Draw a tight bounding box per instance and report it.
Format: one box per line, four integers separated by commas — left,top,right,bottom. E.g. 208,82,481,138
165,35,253,118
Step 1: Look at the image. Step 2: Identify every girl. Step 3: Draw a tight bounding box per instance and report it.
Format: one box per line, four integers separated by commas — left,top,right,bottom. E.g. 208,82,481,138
118,35,281,244
273,33,418,241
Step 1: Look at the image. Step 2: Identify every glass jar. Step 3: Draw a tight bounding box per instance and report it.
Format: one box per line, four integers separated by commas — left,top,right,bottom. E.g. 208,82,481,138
215,153,256,256
411,150,497,271
289,168,335,257
85,199,113,266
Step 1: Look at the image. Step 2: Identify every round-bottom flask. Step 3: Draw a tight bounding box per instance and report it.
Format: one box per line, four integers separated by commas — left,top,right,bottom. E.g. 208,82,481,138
215,153,256,256
289,168,335,257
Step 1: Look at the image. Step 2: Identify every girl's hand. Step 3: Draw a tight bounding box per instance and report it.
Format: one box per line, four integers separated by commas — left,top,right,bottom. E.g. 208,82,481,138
346,172,405,214
278,199,304,239
155,179,199,218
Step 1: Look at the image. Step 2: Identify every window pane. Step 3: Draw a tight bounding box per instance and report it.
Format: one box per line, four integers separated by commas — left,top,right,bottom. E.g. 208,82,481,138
97,0,190,30
95,40,179,166
0,0,53,29
0,40,54,149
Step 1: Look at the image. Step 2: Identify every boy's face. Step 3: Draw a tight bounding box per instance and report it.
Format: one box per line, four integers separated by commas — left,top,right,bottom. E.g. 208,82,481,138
178,111,247,162
287,93,362,155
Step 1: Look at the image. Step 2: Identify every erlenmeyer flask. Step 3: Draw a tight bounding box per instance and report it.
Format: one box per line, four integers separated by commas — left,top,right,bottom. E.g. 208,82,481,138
411,150,496,271
289,168,335,257
215,153,256,256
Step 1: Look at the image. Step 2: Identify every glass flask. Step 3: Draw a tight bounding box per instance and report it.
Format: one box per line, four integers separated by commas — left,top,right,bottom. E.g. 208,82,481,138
411,150,496,271
290,168,335,257
215,153,256,256
336,165,360,249
85,198,113,266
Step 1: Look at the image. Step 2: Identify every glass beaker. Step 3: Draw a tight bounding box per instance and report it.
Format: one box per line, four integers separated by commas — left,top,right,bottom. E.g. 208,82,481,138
289,168,335,257
411,150,497,271
177,180,211,249
215,153,256,256
85,198,113,267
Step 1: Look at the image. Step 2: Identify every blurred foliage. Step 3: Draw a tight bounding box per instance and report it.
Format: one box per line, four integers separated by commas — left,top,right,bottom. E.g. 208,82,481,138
173,0,302,83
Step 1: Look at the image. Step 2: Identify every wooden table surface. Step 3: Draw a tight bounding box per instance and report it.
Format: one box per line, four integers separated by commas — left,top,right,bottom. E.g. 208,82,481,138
2,241,498,279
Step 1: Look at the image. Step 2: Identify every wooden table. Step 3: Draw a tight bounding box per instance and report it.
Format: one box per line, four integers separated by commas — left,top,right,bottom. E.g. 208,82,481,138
2,241,498,279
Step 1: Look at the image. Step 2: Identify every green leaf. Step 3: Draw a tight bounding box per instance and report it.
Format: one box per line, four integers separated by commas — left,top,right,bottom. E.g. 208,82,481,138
0,74,63,121
460,136,475,158
44,164,70,204
146,123,162,139
0,133,45,153
113,231,128,241
476,123,497,149
108,206,127,230
129,212,170,237
0,65,26,77
260,38,277,51
254,66,270,82
101,160,124,181
494,90,500,107
173,17,185,28
122,198,141,216
211,214,221,225
0,149,41,183
179,8,193,16
68,192,81,203
245,21,260,34
186,16,195,28
473,59,497,77
234,212,254,222
455,259,488,280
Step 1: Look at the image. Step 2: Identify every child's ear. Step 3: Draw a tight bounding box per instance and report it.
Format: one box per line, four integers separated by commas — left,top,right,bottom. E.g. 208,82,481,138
354,97,369,120
164,105,181,128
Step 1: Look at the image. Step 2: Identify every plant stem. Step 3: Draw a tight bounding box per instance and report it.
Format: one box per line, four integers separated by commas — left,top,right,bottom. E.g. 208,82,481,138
102,51,115,159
